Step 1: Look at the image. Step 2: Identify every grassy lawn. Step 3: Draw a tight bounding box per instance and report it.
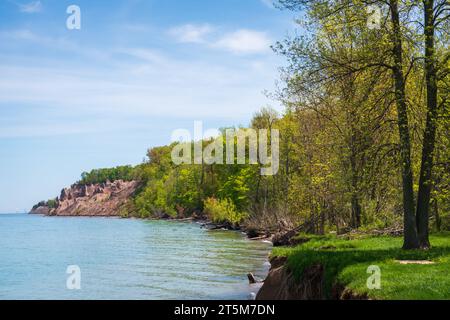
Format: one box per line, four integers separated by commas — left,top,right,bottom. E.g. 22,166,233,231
272,232,450,300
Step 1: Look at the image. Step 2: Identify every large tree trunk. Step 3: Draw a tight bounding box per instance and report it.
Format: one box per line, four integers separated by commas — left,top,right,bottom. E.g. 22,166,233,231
390,0,419,249
415,0,438,249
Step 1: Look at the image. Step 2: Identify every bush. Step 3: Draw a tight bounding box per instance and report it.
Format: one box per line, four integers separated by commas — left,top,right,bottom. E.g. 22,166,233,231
203,197,248,225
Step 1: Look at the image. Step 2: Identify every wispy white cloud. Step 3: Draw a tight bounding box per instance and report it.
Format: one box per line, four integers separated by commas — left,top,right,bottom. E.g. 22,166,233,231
18,1,42,13
168,24,214,44
167,24,272,55
213,29,272,54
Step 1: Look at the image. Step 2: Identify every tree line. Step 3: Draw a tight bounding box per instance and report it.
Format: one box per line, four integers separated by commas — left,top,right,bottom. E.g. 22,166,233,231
79,165,139,185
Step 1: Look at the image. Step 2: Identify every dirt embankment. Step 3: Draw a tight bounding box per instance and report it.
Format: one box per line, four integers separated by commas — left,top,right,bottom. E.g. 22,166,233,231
30,180,140,216
256,256,369,300
256,257,325,300
255,227,370,300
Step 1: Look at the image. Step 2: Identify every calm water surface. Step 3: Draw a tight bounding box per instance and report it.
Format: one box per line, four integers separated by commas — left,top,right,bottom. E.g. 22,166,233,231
0,214,271,299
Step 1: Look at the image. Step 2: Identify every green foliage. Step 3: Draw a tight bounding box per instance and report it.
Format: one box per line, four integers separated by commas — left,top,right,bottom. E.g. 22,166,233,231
134,179,176,218
132,145,203,217
169,167,202,212
217,167,253,211
203,197,248,225
131,139,258,219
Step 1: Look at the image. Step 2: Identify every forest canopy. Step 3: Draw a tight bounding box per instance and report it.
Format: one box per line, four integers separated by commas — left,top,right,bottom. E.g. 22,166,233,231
79,165,140,185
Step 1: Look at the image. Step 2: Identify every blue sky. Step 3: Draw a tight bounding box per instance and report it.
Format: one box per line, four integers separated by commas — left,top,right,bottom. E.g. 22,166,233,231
0,0,299,212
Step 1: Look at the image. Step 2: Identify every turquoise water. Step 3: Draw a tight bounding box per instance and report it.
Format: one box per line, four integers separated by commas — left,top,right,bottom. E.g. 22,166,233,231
0,214,271,300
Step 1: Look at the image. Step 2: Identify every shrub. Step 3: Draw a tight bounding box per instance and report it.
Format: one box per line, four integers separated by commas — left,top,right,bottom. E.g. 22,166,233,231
203,197,248,226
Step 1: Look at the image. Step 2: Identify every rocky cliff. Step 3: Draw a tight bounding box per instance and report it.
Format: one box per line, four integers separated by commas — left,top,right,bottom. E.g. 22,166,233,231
30,180,140,216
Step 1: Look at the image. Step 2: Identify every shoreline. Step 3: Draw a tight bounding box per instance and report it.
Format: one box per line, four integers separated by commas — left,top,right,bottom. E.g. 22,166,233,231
29,211,275,242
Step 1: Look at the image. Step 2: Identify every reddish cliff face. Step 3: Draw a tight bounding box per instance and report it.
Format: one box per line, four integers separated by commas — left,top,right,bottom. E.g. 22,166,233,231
30,180,139,216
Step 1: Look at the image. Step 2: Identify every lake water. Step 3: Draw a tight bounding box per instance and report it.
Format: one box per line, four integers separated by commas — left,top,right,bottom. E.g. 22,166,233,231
0,214,271,300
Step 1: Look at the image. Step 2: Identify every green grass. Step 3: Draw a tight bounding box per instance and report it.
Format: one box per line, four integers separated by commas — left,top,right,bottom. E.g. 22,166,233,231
272,232,450,300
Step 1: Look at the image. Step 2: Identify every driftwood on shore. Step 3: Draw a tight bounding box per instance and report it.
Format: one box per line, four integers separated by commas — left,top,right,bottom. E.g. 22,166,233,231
200,222,240,231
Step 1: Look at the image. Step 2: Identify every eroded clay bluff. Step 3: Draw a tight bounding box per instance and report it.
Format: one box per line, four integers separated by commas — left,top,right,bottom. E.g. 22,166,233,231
30,180,140,216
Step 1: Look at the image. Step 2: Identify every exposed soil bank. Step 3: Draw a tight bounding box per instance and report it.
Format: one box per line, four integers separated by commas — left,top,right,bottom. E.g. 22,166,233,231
256,256,324,300
256,256,368,300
